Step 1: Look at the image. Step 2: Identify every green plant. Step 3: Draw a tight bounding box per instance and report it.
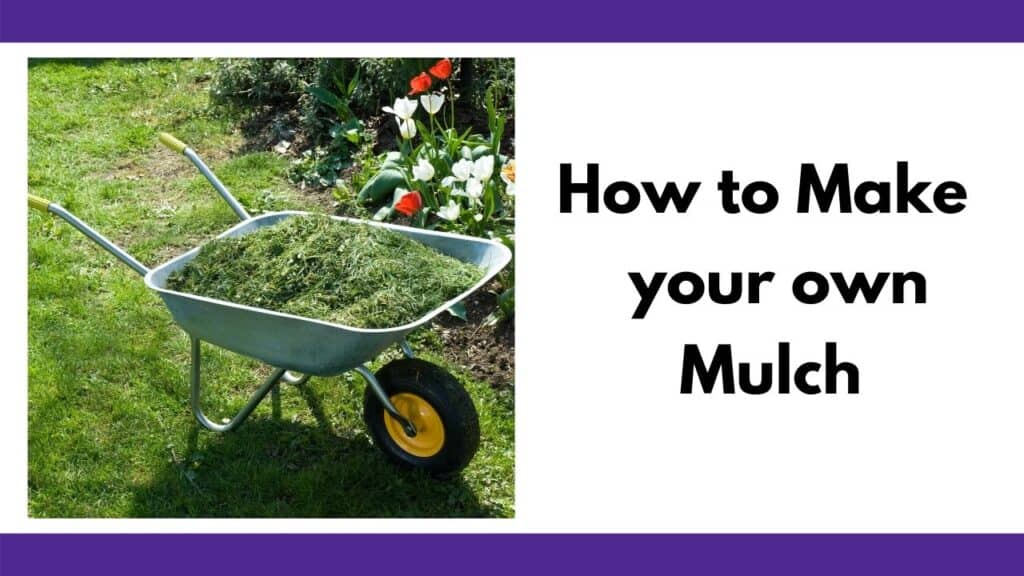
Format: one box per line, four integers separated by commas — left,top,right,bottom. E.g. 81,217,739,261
464,59,515,120
361,65,514,236
357,61,515,322
485,234,515,326
288,68,367,187
210,59,314,107
351,58,433,113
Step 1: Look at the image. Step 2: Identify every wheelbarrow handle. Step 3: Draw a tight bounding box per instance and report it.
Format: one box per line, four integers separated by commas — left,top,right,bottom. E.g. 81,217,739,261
158,132,187,154
157,132,251,222
28,193,51,212
27,194,149,276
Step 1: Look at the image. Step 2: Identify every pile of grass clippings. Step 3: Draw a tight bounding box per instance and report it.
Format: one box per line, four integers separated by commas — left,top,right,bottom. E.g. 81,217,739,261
167,215,484,328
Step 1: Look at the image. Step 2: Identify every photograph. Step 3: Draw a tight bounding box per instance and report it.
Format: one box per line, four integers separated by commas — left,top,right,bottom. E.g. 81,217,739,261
27,57,515,518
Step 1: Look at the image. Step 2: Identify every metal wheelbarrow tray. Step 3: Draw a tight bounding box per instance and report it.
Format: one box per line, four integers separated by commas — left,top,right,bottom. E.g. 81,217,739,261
28,133,512,475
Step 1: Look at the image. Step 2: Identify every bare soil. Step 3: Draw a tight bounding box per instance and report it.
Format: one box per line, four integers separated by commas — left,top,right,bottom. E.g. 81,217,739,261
434,280,515,390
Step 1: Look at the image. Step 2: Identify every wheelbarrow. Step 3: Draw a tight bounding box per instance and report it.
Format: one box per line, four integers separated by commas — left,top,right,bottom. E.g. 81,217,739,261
27,132,512,475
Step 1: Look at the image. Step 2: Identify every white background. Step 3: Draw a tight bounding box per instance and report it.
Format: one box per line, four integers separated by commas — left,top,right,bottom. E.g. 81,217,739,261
3,44,1023,532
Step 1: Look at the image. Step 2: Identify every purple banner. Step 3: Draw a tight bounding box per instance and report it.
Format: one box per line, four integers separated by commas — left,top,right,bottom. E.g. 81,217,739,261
2,0,1024,42
2,534,1024,575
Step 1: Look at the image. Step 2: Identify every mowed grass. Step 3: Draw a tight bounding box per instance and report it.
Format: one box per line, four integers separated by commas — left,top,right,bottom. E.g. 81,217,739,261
27,59,514,518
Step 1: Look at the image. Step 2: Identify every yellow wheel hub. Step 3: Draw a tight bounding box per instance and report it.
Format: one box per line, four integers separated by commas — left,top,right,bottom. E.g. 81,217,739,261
384,393,445,458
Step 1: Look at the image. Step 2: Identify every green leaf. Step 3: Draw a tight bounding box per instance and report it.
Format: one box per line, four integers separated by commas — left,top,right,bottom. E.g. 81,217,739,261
491,186,505,216
340,118,363,144
347,69,360,97
486,86,506,152
332,180,353,201
307,86,341,109
381,151,404,171
416,119,434,147
497,286,514,314
446,302,468,321
484,184,496,219
391,186,409,206
470,145,508,165
357,169,406,203
335,101,355,121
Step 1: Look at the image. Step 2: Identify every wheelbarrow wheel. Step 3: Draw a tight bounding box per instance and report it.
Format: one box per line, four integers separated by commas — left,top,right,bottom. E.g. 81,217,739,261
363,358,479,476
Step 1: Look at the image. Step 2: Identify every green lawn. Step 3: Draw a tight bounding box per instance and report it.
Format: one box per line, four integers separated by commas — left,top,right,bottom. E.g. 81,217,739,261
27,59,514,518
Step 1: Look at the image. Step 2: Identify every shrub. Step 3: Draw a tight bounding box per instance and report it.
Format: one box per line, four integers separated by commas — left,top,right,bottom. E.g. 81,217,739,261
210,58,316,107
210,58,515,147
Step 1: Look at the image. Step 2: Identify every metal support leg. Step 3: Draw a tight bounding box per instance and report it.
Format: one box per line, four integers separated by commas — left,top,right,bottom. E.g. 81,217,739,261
271,382,281,419
354,365,417,437
399,339,415,359
280,371,312,386
190,336,286,433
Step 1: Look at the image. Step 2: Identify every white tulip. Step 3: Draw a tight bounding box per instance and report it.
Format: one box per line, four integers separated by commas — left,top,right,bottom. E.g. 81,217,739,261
472,155,494,181
412,158,435,182
396,118,417,140
451,158,473,181
382,97,417,121
473,213,483,222
420,93,445,115
465,178,484,200
437,200,461,221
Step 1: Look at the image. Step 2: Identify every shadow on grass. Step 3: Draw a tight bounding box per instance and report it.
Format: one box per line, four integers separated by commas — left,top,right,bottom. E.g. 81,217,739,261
131,383,492,518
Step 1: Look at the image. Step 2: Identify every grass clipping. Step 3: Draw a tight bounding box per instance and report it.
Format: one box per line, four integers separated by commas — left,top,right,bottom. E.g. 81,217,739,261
167,215,484,329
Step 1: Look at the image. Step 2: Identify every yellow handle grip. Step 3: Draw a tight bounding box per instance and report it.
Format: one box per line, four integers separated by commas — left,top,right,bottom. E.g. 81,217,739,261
28,194,52,212
158,132,188,154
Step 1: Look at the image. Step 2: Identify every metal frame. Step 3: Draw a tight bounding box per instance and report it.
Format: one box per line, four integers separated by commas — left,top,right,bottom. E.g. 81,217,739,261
189,335,418,434
189,336,284,432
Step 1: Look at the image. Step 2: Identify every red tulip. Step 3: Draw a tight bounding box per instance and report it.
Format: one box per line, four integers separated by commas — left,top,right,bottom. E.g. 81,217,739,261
394,190,423,216
408,72,432,96
429,58,452,80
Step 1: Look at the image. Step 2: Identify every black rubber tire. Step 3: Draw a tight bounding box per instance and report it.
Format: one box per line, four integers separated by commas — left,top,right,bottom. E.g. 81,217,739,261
363,358,480,476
